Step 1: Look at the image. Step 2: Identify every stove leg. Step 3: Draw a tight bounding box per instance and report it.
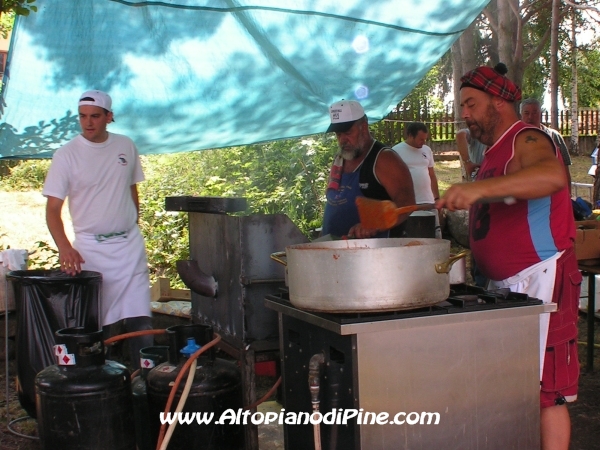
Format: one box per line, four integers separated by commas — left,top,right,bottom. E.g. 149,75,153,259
242,346,259,450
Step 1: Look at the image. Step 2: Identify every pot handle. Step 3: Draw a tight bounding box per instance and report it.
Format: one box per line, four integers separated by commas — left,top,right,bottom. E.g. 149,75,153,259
270,251,287,266
435,250,470,274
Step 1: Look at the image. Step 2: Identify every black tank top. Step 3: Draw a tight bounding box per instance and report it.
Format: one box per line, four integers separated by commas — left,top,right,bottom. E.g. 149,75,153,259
359,140,411,237
359,140,392,200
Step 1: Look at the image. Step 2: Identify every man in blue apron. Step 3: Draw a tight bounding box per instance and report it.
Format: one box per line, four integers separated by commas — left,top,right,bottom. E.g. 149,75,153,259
43,90,153,369
322,100,415,238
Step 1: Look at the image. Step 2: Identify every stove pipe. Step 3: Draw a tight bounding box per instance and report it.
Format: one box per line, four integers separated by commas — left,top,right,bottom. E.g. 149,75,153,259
308,352,325,450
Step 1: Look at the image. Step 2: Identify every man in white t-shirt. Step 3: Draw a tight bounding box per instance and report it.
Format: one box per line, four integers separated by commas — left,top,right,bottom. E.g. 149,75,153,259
392,122,441,237
42,90,153,369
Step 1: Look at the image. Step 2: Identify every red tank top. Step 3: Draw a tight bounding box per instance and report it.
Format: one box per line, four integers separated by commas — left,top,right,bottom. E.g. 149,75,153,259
469,121,575,281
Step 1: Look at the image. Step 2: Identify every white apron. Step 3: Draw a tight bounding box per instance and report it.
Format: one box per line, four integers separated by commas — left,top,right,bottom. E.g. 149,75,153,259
487,250,563,381
74,225,151,326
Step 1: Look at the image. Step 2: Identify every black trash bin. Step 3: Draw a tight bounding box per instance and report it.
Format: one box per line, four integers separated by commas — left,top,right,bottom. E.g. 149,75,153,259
6,270,101,418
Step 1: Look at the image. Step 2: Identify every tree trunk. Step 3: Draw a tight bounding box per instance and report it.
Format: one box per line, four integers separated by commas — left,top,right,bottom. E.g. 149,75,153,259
550,0,561,130
570,7,580,156
496,0,524,94
460,21,478,74
485,0,500,65
451,40,463,125
497,0,514,69
452,18,481,127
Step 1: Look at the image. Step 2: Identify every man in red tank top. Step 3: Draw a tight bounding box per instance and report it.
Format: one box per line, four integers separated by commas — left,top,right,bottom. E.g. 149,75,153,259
437,64,578,450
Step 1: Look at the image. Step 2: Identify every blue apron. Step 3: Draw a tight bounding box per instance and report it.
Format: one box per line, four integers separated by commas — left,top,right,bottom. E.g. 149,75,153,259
322,171,389,238
322,171,361,237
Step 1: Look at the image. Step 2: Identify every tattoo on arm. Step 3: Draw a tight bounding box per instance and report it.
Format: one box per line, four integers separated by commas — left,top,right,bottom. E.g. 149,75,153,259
525,135,538,143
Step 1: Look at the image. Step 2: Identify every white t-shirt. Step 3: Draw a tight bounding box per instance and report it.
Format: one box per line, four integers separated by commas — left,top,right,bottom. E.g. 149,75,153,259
392,141,435,204
43,133,144,235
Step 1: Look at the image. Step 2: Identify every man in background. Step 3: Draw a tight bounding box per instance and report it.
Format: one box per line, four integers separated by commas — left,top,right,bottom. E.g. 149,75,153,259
392,122,441,238
438,64,578,450
520,97,572,194
456,123,489,286
322,99,415,238
456,127,486,182
43,90,153,369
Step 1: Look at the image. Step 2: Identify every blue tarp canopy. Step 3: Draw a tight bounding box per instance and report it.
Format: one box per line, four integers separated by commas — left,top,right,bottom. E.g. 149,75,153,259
0,0,488,158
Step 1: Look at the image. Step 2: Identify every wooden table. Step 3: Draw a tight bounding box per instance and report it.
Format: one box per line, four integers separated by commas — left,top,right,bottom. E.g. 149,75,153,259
578,263,599,372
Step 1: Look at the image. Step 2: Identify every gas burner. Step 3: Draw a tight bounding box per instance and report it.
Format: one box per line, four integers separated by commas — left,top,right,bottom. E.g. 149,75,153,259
446,294,485,307
266,285,542,327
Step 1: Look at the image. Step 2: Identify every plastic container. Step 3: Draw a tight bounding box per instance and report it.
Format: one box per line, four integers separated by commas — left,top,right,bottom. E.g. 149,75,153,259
0,249,28,311
6,269,101,418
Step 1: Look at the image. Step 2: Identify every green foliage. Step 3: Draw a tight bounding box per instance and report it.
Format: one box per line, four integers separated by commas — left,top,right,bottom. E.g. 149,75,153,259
1,0,37,16
137,164,191,287
137,135,335,286
27,240,59,269
0,11,15,38
521,60,549,101
560,42,600,108
396,65,448,116
0,159,50,190
0,137,334,287
370,64,454,144
0,2,36,37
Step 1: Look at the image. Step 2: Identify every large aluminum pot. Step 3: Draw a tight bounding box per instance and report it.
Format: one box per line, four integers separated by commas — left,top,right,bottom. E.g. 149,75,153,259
446,251,470,284
270,238,464,313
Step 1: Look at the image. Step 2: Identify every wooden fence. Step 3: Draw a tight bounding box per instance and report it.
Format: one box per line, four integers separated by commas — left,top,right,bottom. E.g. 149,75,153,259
373,106,600,146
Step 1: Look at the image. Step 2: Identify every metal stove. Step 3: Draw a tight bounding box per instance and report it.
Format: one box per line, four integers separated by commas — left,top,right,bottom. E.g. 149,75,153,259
265,285,555,450
166,196,309,450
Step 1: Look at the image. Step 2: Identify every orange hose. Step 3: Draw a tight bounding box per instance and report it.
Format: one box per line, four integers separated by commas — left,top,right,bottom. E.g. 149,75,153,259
104,328,166,345
155,333,222,450
130,368,140,380
244,376,282,411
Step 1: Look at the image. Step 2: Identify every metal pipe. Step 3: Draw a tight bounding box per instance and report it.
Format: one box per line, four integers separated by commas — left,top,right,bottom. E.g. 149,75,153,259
308,353,325,450
327,361,341,450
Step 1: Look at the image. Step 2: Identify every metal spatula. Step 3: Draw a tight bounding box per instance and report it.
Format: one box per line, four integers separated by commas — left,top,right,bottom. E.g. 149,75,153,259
355,197,435,230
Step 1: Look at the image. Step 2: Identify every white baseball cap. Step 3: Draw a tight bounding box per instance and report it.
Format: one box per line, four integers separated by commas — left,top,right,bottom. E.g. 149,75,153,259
78,90,112,112
326,100,365,133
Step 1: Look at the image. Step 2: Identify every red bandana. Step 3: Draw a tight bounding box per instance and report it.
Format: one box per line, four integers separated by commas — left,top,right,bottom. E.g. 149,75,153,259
460,66,522,103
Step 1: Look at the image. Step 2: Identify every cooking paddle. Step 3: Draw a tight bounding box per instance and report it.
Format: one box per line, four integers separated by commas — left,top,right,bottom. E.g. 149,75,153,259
356,195,517,231
355,197,435,230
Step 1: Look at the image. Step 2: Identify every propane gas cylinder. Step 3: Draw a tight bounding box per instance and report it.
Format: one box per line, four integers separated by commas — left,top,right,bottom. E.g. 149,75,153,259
132,345,169,450
146,324,244,449
35,327,135,450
